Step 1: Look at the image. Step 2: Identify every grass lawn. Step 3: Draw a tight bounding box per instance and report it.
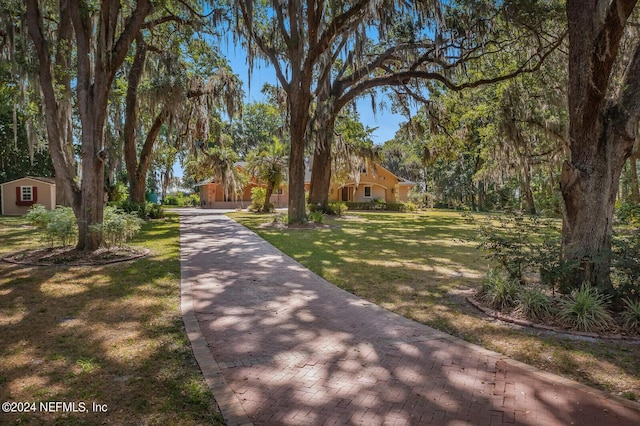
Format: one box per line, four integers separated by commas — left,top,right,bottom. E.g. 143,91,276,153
0,214,223,425
231,209,640,402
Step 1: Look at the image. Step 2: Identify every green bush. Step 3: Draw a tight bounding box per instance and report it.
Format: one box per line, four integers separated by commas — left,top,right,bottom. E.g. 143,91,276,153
90,206,143,250
308,211,324,223
113,200,164,220
370,198,386,210
249,187,273,212
471,212,565,290
48,207,77,246
25,204,50,229
558,283,614,332
188,193,200,206
163,194,180,206
107,181,129,204
26,205,78,247
616,201,640,225
611,229,640,301
162,192,198,207
514,288,554,321
385,202,407,212
621,298,640,331
404,202,418,212
479,269,519,311
344,201,373,210
328,202,348,216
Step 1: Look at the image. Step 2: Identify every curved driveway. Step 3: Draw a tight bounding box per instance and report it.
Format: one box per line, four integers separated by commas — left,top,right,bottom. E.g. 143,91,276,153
178,209,640,425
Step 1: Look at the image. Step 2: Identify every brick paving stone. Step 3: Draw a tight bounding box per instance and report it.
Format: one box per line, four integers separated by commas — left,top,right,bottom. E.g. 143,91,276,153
179,210,640,425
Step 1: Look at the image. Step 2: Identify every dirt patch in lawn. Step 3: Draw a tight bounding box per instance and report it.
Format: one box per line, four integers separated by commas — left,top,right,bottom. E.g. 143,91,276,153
2,246,149,266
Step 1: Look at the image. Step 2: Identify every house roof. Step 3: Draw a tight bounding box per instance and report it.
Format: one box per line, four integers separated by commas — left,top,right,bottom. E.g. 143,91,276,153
194,177,216,187
0,176,56,186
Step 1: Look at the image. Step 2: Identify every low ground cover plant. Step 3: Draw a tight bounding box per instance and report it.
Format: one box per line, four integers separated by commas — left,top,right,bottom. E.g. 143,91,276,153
468,211,640,334
558,283,615,332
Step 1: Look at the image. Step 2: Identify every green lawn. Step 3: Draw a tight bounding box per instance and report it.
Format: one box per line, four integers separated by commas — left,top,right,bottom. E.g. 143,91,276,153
231,209,640,402
0,214,223,425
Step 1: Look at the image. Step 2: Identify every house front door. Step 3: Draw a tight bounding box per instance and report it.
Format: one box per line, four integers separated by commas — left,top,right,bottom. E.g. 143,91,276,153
341,187,350,202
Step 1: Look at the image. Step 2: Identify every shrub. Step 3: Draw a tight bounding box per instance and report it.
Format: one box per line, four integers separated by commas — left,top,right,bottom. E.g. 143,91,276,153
611,229,640,301
46,207,77,247
90,206,143,250
188,193,200,206
370,198,386,210
162,192,197,207
114,200,164,220
385,202,407,212
558,283,614,332
308,211,324,223
328,202,348,216
107,181,129,204
163,193,180,206
616,201,640,225
25,204,50,229
271,213,289,224
472,212,564,290
344,201,372,210
479,269,519,311
514,288,554,321
621,298,640,331
249,187,269,212
404,202,418,212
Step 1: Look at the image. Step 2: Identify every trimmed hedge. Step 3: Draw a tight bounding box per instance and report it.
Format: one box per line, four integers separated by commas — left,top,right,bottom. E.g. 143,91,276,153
344,201,410,212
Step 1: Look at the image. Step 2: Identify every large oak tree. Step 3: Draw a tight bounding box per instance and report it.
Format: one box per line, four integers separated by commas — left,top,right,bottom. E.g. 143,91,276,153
26,0,153,250
561,0,640,290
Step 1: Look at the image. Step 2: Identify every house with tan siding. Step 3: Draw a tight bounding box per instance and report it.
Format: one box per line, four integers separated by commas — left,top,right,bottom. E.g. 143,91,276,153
327,163,414,204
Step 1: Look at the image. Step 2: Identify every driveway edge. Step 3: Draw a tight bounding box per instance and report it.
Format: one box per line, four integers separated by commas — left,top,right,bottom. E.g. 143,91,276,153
180,217,253,426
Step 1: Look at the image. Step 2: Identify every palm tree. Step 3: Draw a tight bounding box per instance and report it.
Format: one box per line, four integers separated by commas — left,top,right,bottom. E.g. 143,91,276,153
246,137,288,213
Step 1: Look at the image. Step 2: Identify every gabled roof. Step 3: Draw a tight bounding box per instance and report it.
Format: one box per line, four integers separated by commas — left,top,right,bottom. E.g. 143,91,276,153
0,176,56,186
194,177,216,187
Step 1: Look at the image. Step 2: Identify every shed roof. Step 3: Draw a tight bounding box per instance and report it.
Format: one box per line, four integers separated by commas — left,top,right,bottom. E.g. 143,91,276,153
0,176,56,186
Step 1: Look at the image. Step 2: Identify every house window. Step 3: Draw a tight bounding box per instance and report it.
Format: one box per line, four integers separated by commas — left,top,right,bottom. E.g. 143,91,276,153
274,187,284,195
21,186,33,201
364,186,372,198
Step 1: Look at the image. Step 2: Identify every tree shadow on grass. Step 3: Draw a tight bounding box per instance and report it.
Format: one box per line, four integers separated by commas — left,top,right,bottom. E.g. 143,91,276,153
0,215,223,425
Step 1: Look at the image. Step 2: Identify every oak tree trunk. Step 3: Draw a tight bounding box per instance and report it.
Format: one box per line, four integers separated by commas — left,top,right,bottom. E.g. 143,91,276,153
288,104,309,223
308,113,336,211
562,0,639,291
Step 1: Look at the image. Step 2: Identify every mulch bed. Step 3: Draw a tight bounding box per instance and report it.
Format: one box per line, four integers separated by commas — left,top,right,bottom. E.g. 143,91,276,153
2,246,150,266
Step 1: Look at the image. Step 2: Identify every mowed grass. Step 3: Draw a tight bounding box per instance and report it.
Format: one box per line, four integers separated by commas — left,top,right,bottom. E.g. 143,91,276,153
0,214,223,425
231,209,640,402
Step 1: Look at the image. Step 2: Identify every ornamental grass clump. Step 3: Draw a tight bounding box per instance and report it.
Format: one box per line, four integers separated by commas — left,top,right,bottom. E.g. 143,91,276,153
558,283,614,332
621,298,640,332
479,269,519,311
514,287,554,321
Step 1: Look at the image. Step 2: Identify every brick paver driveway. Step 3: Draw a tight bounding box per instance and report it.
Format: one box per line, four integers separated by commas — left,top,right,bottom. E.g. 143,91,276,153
178,209,640,425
